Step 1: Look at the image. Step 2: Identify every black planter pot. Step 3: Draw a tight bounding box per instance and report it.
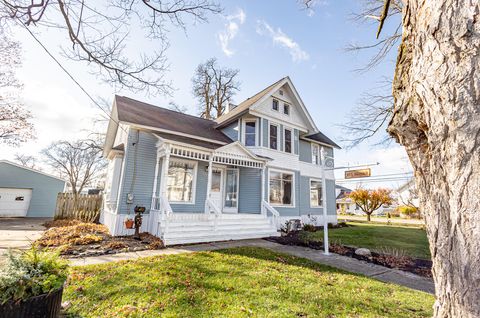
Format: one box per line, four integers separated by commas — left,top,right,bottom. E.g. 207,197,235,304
0,286,63,318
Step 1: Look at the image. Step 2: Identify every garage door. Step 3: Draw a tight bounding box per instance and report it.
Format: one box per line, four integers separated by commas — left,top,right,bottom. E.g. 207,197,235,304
0,188,32,217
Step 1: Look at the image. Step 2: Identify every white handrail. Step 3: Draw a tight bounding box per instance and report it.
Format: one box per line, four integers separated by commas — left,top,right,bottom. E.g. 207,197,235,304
261,200,279,228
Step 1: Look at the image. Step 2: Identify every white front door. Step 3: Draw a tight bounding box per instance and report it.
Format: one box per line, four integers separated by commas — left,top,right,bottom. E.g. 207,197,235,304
210,169,224,211
0,188,33,217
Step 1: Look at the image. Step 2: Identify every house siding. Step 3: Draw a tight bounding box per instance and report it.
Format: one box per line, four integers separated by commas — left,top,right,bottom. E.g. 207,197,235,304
117,129,157,214
238,167,262,213
0,162,65,217
299,140,311,163
262,118,268,147
298,176,336,216
221,121,239,141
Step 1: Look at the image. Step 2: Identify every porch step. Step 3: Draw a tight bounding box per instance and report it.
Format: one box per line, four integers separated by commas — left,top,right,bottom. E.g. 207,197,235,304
165,231,280,246
156,213,280,246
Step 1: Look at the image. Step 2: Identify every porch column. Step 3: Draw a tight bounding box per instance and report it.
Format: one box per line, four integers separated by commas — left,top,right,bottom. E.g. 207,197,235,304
321,146,329,255
152,152,161,199
205,154,214,213
160,147,171,199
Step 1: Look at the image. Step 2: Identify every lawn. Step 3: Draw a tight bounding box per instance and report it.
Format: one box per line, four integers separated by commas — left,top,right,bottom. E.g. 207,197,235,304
301,222,430,260
63,247,434,317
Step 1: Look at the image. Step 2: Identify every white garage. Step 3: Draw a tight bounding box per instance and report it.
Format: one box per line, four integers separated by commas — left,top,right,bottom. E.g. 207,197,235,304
0,188,33,217
0,160,66,217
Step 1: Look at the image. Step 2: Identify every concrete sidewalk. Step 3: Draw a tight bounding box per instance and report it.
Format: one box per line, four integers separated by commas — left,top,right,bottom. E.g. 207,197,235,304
68,239,435,294
0,218,50,260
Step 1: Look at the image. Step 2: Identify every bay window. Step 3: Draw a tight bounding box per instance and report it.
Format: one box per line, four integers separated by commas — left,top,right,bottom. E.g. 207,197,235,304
167,160,196,203
312,144,320,165
310,180,323,207
245,121,256,146
284,128,292,153
269,170,294,206
270,124,278,150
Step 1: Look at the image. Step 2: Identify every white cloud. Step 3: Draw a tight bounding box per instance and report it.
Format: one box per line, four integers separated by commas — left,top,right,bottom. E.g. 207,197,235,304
256,20,309,62
217,8,246,57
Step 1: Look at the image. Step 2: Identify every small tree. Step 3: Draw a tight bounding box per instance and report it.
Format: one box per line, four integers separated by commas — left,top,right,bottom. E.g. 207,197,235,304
14,153,39,170
192,58,240,119
42,139,106,210
348,188,393,221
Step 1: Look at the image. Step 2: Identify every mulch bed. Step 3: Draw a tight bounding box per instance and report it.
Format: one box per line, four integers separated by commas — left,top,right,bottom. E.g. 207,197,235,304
37,220,164,258
265,231,432,278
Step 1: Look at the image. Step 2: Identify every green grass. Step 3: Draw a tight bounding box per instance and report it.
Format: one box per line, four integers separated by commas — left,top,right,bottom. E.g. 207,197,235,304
64,247,434,317
301,222,430,260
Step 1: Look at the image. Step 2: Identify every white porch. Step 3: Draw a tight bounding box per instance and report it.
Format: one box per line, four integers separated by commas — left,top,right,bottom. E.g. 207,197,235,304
149,140,280,245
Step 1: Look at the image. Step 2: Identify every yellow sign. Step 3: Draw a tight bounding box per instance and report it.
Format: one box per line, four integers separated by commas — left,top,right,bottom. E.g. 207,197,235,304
345,168,371,179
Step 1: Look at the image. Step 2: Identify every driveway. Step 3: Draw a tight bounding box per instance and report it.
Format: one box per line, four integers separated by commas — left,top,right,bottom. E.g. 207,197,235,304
0,218,50,259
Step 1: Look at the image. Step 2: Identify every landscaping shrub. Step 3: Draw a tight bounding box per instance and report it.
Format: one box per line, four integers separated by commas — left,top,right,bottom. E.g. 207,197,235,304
397,205,420,219
0,246,68,304
302,224,317,232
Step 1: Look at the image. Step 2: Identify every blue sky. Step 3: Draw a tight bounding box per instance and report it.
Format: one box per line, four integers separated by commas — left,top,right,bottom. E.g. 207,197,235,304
2,0,412,189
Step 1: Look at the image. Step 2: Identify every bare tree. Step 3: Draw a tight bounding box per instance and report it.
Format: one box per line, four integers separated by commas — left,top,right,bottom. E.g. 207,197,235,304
0,31,34,145
192,58,240,119
0,0,222,96
306,0,480,315
14,153,39,169
167,101,188,113
42,139,106,203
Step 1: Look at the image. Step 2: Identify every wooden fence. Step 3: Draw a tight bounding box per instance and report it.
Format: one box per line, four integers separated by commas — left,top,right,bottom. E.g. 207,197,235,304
55,193,103,223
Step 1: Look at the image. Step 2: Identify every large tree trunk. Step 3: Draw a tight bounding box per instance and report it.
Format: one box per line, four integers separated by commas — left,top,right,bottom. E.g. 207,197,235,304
388,1,480,317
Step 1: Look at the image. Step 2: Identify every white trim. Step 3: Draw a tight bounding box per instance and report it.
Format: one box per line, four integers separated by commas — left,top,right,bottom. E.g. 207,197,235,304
242,118,258,147
250,110,308,133
268,122,280,151
283,127,293,154
301,137,338,150
268,168,296,208
126,122,228,145
166,158,198,205
0,160,67,182
309,178,324,208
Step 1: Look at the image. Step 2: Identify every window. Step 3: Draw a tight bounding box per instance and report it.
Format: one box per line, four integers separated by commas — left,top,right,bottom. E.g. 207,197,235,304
167,160,196,203
283,104,290,115
279,90,284,96
224,169,238,209
269,171,294,206
284,128,292,153
310,180,323,207
272,99,279,111
311,144,320,165
245,121,256,146
269,124,278,150
15,196,24,201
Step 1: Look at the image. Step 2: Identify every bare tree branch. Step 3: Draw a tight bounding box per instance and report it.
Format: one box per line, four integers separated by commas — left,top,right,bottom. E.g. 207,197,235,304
0,0,222,96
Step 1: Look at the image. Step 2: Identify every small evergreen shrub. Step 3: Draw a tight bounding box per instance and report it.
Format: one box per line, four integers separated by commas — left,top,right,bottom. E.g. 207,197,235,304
0,246,68,304
302,224,317,232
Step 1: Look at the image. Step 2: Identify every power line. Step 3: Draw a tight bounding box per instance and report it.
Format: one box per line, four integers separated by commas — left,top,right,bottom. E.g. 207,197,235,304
17,21,127,134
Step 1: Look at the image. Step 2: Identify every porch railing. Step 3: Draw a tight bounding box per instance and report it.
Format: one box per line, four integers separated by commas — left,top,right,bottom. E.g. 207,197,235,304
205,198,221,216
261,200,279,228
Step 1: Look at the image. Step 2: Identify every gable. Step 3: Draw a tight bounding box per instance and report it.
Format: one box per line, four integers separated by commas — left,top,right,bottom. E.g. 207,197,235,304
214,142,267,161
250,82,315,132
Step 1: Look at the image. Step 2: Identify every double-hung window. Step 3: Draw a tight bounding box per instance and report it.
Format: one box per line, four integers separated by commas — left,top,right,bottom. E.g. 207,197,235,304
269,170,294,206
310,180,323,207
270,124,278,150
272,99,279,111
311,144,320,165
284,128,292,153
245,121,256,146
283,104,290,115
167,160,196,203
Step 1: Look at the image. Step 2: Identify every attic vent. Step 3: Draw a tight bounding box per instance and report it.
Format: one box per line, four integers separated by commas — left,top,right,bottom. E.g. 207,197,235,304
279,90,284,96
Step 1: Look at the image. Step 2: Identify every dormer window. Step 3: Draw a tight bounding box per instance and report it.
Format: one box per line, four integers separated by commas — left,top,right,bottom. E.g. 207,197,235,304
272,99,279,111
283,104,290,115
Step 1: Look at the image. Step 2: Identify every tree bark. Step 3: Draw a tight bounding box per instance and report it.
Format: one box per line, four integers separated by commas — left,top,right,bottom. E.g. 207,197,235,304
366,213,371,222
388,1,480,317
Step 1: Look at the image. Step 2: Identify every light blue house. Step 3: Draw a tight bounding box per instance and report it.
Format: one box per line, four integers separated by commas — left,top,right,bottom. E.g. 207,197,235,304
102,77,340,245
0,160,66,218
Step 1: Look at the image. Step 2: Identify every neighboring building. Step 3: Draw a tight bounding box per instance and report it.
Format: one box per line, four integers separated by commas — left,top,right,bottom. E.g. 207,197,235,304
101,77,340,245
396,179,419,207
0,160,66,217
335,185,359,214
